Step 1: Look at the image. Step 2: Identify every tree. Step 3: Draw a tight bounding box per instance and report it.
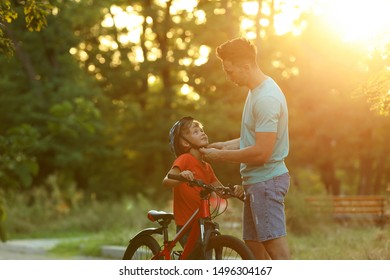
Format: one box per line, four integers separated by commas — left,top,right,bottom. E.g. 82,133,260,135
357,45,390,116
0,0,52,241
0,0,52,55
282,12,390,195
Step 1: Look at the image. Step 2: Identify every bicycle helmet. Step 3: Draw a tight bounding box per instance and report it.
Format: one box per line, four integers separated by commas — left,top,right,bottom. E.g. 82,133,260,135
169,116,195,157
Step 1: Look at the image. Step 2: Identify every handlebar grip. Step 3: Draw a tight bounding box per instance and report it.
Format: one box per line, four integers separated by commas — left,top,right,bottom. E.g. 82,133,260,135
167,173,188,182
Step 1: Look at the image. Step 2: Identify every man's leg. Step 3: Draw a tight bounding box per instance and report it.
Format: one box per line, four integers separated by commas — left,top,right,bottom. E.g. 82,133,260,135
243,174,291,260
263,236,290,260
245,240,271,260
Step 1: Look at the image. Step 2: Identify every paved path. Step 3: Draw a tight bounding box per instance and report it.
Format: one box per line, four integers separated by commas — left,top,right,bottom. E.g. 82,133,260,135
0,239,126,260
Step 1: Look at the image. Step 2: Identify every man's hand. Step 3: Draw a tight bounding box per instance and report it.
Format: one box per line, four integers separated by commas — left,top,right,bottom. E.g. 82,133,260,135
199,147,223,162
233,185,245,200
207,139,240,150
207,142,225,149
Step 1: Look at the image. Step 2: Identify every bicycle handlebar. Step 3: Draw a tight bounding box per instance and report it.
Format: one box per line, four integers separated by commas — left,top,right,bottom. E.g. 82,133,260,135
168,173,205,186
167,173,244,202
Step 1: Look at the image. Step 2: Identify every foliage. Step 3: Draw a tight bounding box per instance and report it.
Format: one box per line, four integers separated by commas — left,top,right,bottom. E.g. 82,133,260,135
282,13,390,195
354,37,390,116
0,124,40,189
356,67,390,116
0,0,52,55
0,188,6,241
23,0,51,31
285,187,334,235
3,183,158,239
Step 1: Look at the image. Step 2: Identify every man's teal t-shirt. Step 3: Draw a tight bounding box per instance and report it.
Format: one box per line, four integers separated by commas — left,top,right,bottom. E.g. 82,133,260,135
240,77,289,185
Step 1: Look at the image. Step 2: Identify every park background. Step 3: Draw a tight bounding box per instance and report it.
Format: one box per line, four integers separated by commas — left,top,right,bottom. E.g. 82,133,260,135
1,0,389,259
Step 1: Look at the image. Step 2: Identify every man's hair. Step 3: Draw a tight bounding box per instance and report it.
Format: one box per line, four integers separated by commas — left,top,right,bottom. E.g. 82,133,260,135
216,37,257,65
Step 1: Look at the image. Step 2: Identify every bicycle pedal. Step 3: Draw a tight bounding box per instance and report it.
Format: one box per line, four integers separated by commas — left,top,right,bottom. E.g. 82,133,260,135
171,251,182,260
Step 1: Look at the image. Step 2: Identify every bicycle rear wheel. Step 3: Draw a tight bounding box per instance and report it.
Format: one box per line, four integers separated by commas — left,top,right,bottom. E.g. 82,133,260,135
206,235,255,260
122,235,161,260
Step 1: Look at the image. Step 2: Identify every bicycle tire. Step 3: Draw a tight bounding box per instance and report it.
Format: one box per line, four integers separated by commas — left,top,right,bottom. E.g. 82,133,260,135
206,235,255,260
122,235,161,260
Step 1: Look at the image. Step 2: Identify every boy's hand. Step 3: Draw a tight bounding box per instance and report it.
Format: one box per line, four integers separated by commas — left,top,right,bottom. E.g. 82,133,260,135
179,170,195,181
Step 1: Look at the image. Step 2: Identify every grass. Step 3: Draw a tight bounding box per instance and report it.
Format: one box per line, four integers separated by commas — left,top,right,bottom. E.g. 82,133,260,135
2,187,390,259
290,225,390,259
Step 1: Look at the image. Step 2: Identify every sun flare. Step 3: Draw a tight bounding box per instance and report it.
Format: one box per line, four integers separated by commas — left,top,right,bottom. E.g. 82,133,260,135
319,0,390,45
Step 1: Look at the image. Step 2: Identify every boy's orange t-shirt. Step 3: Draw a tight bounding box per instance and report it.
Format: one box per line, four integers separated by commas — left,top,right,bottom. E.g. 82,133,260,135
171,153,217,226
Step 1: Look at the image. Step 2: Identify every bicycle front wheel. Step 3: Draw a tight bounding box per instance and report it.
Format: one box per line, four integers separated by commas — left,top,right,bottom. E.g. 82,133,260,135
206,235,255,260
122,235,161,260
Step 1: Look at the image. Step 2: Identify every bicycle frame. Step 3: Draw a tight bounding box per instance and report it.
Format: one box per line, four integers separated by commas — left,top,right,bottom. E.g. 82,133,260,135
151,187,218,260
124,174,247,260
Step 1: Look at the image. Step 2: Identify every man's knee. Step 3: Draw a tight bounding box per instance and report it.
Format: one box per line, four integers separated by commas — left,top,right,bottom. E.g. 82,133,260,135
263,236,290,260
245,240,271,260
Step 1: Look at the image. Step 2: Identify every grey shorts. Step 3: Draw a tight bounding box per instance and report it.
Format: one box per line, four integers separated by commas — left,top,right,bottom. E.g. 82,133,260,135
243,173,290,242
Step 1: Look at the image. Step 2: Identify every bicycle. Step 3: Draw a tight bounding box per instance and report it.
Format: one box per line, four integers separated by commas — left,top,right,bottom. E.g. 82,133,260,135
122,174,254,260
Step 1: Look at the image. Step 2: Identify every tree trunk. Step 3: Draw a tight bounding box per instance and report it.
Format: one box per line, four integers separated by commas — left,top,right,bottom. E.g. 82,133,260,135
357,129,373,195
319,159,340,195
4,24,39,86
317,136,340,195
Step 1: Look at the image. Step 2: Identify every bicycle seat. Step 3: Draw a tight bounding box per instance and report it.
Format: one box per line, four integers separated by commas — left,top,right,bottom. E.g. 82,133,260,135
147,210,174,223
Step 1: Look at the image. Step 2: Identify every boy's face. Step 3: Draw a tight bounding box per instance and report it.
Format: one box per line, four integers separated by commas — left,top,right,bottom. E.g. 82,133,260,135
181,122,208,148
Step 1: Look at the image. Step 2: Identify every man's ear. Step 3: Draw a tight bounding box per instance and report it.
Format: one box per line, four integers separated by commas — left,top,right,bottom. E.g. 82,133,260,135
242,63,251,71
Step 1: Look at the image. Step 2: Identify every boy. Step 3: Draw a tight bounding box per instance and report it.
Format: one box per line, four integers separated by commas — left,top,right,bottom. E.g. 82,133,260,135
163,116,223,251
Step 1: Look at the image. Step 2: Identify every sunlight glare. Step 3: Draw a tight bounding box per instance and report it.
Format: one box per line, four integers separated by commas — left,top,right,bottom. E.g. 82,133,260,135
170,0,198,13
102,5,144,45
242,1,258,16
194,45,210,66
180,84,200,101
148,74,157,86
195,9,206,25
320,0,390,45
181,84,191,95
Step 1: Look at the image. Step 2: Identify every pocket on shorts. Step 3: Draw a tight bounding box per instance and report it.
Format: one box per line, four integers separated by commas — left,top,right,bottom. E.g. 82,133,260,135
269,173,290,203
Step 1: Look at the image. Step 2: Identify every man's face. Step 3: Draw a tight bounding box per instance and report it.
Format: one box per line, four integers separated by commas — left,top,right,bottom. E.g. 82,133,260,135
222,60,247,87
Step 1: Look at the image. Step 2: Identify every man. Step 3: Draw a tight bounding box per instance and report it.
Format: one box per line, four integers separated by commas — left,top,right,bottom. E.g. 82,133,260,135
200,37,290,260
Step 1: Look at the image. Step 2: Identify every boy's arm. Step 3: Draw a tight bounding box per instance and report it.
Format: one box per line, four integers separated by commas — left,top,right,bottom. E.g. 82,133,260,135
162,167,194,188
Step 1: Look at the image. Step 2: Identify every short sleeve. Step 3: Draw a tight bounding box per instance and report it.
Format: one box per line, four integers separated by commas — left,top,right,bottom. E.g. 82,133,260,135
253,95,280,133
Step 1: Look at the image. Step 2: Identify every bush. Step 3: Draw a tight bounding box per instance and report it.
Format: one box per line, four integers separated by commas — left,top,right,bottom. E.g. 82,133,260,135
3,186,162,239
285,188,334,235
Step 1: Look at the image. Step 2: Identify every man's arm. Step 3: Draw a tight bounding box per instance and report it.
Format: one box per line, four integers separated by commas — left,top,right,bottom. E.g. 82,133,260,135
207,138,240,150
200,132,276,165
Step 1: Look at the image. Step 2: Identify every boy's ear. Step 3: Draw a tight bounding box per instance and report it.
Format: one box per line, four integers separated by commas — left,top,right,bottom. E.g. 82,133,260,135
180,138,191,148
